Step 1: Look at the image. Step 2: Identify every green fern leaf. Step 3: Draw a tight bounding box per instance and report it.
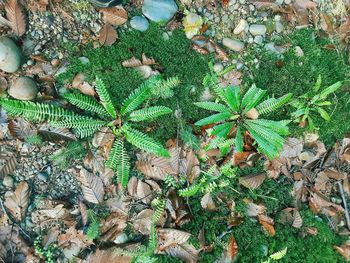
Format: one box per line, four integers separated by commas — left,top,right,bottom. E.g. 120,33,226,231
270,247,287,260
179,184,201,197
95,77,116,119
151,198,165,224
62,92,110,117
123,125,169,157
150,76,180,99
195,112,231,126
106,139,130,187
194,101,230,113
121,77,156,116
244,87,267,112
129,106,172,122
235,125,244,152
256,93,292,115
0,99,76,122
247,119,289,136
224,86,241,112
211,122,233,137
242,84,260,108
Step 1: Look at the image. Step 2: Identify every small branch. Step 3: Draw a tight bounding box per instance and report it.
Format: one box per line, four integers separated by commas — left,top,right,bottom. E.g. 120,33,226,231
337,181,350,230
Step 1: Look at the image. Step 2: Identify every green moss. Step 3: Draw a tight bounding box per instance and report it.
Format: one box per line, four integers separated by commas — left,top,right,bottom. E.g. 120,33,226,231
246,29,350,145
57,24,210,142
233,209,346,263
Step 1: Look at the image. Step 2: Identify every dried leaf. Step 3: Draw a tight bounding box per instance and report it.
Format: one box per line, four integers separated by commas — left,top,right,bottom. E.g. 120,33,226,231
292,210,303,228
200,193,216,211
294,0,317,9
141,53,156,65
100,6,127,26
280,137,304,158
92,127,115,148
157,229,191,250
136,153,176,181
5,0,26,36
38,123,77,141
127,176,152,204
258,215,276,236
121,57,143,68
0,150,17,178
78,169,105,204
226,235,238,260
334,241,350,261
239,173,265,189
99,23,117,46
79,201,88,226
131,209,153,235
252,0,279,10
164,242,199,263
245,201,266,217
4,181,29,221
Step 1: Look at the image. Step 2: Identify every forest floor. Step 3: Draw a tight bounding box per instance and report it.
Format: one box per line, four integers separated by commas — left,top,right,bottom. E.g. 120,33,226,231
0,0,350,262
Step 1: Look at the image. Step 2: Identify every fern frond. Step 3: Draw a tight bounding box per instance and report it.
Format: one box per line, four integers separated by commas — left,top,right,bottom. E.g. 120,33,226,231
150,76,180,99
62,92,110,117
247,119,289,135
129,106,172,122
105,139,130,187
194,112,231,126
95,77,116,118
224,86,241,112
235,125,244,152
121,77,156,116
194,101,230,113
50,141,86,169
123,125,169,157
245,121,285,149
86,220,100,240
243,87,267,112
74,127,101,138
179,184,201,197
211,122,233,137
50,116,107,129
270,247,287,260
0,99,76,122
151,198,165,224
242,84,260,108
256,93,292,115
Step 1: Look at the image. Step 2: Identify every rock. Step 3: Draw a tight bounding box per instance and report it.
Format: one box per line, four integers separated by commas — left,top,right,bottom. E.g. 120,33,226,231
8,77,38,101
284,0,291,4
275,21,284,33
3,176,14,188
249,24,267,36
78,57,90,64
183,13,203,39
222,38,244,52
88,0,123,8
213,63,224,73
254,35,264,45
130,16,149,32
142,0,178,23
234,19,248,35
0,37,22,73
113,233,129,244
136,65,153,78
295,46,304,57
275,0,284,5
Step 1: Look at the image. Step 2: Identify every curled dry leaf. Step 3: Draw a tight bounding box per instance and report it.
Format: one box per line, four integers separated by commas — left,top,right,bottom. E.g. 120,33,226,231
239,173,265,189
71,73,95,96
58,226,93,258
280,137,304,158
131,209,153,235
245,201,266,217
258,215,276,236
5,0,26,36
38,123,77,141
225,235,238,261
157,228,191,250
164,242,199,263
78,169,105,204
337,138,350,163
166,189,192,226
100,6,128,26
4,181,29,221
294,0,317,9
0,149,17,178
79,201,88,226
92,127,115,148
142,53,156,65
99,23,118,46
292,210,303,228
334,241,350,261
200,193,216,211
122,57,143,68
100,211,128,242
85,249,131,263
127,176,152,204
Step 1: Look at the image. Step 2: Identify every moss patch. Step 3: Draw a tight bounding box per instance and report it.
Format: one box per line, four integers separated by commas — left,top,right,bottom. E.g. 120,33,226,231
246,29,350,145
57,24,210,142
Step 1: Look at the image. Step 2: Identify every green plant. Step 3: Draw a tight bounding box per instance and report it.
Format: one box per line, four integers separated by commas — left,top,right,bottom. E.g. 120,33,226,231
291,75,343,129
194,84,292,159
0,76,173,187
86,210,101,240
262,247,288,263
34,236,58,263
50,141,86,169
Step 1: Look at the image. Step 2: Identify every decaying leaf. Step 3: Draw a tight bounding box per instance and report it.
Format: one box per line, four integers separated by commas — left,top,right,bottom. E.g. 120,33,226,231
239,173,265,189
38,123,77,141
127,176,153,204
78,169,105,204
258,215,276,236
245,201,266,217
4,181,29,221
292,210,303,228
294,0,317,9
164,242,199,263
8,118,37,140
142,53,156,65
0,150,17,178
131,209,153,235
226,235,238,260
136,153,176,181
200,193,216,211
5,0,26,36
280,137,304,158
166,189,192,226
122,56,143,67
99,23,117,46
100,6,128,26
85,249,131,263
100,211,128,242
79,201,88,226
334,241,350,261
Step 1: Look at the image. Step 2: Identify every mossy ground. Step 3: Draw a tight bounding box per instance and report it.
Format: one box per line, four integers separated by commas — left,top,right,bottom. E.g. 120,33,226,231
57,24,210,142
245,29,350,145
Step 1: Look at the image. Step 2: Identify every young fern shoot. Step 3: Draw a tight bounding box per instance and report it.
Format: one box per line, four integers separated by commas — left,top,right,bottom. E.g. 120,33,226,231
0,75,175,187
194,84,292,159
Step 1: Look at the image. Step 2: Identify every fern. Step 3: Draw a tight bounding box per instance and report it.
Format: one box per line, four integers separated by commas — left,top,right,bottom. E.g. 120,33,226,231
62,92,109,117
151,198,165,224
123,125,169,157
194,101,230,113
95,77,116,119
256,93,293,115
194,112,231,126
0,99,76,122
86,220,100,240
164,175,178,188
150,76,180,99
50,141,86,169
179,184,201,197
129,106,172,122
106,139,130,187
269,247,287,260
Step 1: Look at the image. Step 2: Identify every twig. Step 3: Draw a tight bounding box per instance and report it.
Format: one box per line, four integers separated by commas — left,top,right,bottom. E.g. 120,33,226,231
337,180,350,230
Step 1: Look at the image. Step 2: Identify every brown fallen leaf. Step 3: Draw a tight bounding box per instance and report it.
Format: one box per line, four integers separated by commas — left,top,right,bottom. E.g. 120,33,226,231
5,0,26,36
239,173,265,190
71,73,96,96
100,6,128,26
258,215,276,236
131,209,153,235
0,149,17,178
78,169,105,204
85,249,131,263
227,235,238,260
200,193,216,211
142,53,157,65
280,137,304,158
4,181,29,221
122,56,143,68
127,176,153,204
294,0,317,9
292,210,303,228
38,123,77,142
334,241,350,261
99,23,118,46
157,229,191,250
245,200,266,217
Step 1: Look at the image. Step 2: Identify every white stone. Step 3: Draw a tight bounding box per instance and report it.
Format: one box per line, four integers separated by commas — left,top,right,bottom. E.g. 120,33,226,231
3,176,14,188
136,65,153,78
295,46,304,57
275,21,284,33
284,0,292,4
8,76,38,101
213,63,224,73
233,19,248,35
142,0,178,22
0,37,22,73
249,24,267,36
222,38,245,52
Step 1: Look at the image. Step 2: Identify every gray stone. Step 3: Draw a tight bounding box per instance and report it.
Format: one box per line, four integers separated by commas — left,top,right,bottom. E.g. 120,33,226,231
78,57,90,64
3,176,14,188
275,21,284,33
254,35,264,45
275,0,284,5
284,0,292,4
249,24,267,36
0,37,22,73
142,0,178,23
222,38,244,52
213,63,224,73
130,16,149,32
8,76,38,101
136,65,153,78
233,19,248,35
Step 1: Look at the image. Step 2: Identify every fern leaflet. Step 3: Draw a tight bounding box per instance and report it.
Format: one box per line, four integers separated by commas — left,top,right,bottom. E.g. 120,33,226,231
95,77,116,119
129,106,172,122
